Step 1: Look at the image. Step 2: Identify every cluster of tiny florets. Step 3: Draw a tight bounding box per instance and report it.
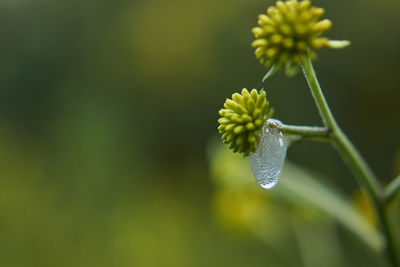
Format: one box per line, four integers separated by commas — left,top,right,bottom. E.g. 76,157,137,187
252,0,344,75
218,89,271,157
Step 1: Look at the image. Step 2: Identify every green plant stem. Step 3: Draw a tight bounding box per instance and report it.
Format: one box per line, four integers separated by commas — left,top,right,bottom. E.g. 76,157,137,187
270,122,331,142
271,123,329,137
385,175,400,206
300,56,399,267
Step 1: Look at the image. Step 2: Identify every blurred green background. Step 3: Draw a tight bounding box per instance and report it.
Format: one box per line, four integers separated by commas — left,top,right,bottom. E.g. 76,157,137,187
0,0,399,266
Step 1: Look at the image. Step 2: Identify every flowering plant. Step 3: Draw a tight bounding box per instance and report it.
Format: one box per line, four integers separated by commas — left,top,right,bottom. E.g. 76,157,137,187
216,1,400,265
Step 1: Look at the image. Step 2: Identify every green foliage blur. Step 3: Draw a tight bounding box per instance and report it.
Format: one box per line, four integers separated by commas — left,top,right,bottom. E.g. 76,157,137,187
0,0,399,266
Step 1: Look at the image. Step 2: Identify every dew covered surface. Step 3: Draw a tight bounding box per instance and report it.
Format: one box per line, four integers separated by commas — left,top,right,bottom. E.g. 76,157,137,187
249,120,288,189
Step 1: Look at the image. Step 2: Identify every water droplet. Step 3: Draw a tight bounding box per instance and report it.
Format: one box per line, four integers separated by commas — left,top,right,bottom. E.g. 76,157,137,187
248,119,288,190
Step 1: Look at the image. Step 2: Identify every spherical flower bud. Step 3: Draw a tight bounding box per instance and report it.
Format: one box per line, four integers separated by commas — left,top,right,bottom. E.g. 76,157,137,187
218,89,272,157
251,0,350,77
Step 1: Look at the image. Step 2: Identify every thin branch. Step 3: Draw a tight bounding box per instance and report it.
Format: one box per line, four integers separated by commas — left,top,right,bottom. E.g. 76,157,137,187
272,123,331,141
300,56,381,197
301,56,399,267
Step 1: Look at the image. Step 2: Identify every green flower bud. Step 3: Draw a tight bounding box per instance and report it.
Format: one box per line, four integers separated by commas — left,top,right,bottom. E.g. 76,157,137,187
252,0,350,77
218,89,272,157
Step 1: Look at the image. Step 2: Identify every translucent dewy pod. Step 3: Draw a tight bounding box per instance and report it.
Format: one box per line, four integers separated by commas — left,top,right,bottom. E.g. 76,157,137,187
249,119,288,189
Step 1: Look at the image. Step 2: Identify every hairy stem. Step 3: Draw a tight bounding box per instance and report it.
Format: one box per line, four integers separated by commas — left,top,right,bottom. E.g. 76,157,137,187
301,56,399,267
